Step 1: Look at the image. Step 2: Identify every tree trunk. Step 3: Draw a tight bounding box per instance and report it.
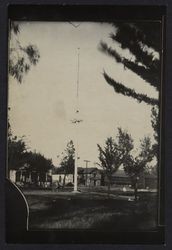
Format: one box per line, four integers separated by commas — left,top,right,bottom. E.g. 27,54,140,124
107,180,111,198
134,181,138,201
63,174,66,189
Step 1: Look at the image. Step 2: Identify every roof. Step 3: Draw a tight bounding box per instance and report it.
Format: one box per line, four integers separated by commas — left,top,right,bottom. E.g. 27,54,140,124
52,167,99,175
112,169,129,178
52,167,73,175
78,167,100,174
112,169,157,178
52,167,157,178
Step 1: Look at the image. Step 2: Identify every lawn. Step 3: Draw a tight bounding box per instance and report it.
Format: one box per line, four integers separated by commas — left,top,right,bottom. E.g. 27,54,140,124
23,188,158,231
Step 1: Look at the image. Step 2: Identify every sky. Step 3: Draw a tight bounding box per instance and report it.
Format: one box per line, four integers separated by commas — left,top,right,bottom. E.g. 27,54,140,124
8,22,159,167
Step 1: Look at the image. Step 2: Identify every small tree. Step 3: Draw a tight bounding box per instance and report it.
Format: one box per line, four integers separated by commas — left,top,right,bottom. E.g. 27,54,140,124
60,140,75,187
97,128,133,196
123,136,153,201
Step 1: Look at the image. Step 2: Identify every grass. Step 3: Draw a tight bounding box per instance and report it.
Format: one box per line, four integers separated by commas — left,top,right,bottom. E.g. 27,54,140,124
23,188,158,231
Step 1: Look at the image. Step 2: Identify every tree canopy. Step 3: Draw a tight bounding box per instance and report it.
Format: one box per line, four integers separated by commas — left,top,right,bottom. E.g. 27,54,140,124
9,21,40,83
123,136,153,200
97,128,133,194
8,135,27,171
8,111,53,173
24,151,53,173
59,140,75,187
8,135,53,173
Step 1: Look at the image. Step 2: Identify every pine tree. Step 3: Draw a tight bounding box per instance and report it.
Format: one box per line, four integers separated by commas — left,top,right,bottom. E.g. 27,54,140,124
99,22,161,104
99,22,161,162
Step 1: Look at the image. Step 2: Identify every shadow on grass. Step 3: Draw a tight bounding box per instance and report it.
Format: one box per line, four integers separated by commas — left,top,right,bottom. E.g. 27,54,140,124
25,191,157,231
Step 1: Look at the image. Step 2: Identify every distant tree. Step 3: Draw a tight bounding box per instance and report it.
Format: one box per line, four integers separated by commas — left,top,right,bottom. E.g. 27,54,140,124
60,140,75,187
24,151,53,185
8,135,53,182
123,136,153,201
7,109,27,174
9,21,40,83
8,113,53,182
97,128,133,196
26,152,53,173
8,135,27,172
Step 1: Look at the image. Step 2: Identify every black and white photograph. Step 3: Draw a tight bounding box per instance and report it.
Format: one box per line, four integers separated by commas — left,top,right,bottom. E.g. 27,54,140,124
7,17,164,240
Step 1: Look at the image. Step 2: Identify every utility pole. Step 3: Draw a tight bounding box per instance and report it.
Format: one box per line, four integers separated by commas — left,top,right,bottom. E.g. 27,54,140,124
84,160,90,186
71,48,83,192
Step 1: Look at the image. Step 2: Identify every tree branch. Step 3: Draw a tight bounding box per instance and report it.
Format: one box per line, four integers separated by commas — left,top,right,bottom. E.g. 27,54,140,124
103,71,159,106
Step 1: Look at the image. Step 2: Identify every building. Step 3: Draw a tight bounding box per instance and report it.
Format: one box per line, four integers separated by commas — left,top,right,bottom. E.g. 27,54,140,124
104,169,157,189
9,164,52,188
105,169,131,186
78,167,103,187
51,167,74,187
9,164,157,190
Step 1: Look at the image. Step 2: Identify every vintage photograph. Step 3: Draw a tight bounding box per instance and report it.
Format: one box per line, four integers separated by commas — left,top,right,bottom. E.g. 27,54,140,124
7,20,162,233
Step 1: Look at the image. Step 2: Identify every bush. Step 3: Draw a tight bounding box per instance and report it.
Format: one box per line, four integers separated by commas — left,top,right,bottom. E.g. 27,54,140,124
65,182,74,187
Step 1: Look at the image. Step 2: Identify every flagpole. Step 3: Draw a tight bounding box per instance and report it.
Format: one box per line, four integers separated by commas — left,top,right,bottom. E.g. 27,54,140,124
73,48,80,192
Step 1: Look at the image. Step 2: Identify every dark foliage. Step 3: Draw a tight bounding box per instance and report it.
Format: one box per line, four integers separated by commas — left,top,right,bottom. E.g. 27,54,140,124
99,41,160,90
123,136,153,200
110,23,160,67
24,151,53,173
8,135,27,171
9,21,40,83
151,106,159,158
113,22,161,54
60,140,75,173
151,106,159,143
99,22,161,103
97,128,133,195
8,114,53,173
59,140,75,186
8,135,53,174
103,71,158,106
10,22,20,35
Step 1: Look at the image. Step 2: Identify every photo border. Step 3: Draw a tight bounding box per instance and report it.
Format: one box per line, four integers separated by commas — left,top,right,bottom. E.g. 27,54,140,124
0,0,171,248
